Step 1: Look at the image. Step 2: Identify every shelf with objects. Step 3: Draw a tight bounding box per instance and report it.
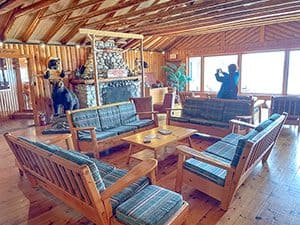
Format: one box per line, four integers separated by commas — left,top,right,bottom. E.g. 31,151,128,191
70,29,145,107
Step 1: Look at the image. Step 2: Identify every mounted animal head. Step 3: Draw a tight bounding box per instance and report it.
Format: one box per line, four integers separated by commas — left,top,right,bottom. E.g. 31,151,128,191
44,57,65,79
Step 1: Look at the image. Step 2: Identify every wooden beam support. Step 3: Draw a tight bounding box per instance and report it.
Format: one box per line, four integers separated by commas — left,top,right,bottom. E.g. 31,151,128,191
0,8,19,41
0,0,24,15
21,7,49,42
65,0,146,25
79,29,144,40
15,0,59,17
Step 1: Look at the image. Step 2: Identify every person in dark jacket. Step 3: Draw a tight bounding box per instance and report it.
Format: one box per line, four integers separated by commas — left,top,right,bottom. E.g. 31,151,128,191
215,64,240,99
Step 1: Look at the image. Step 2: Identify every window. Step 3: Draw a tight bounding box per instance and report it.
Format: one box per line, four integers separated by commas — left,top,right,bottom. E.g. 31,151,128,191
288,50,300,95
188,57,201,91
204,55,238,92
241,51,285,94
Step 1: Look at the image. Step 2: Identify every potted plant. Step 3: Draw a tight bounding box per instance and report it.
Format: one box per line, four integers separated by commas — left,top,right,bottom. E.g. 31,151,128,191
162,62,191,92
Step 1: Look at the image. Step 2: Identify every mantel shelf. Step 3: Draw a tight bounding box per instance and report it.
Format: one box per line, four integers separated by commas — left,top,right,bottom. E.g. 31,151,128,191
70,75,142,85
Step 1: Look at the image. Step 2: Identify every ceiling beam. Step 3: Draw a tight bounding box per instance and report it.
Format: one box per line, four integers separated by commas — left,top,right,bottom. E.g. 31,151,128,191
15,0,59,17
85,0,194,28
42,0,81,43
0,0,23,15
0,8,19,41
65,0,146,25
41,0,105,19
21,7,48,42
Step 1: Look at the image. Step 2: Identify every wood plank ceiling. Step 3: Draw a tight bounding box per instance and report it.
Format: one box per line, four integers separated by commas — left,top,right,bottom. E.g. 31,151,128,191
0,0,300,51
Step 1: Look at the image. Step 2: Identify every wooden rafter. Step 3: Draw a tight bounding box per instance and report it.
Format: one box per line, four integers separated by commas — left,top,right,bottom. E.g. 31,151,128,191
41,0,105,19
130,0,300,35
65,0,146,25
0,0,23,15
0,7,19,41
21,7,49,42
15,0,59,17
85,0,194,29
43,0,81,43
60,3,103,44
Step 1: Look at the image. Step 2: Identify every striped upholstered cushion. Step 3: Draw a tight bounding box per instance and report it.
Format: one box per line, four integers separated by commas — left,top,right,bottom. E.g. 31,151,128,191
118,103,138,124
91,158,115,177
18,137,106,192
231,129,259,167
103,169,150,213
221,133,244,146
124,119,154,128
184,158,227,186
189,118,229,128
116,185,183,225
98,106,121,130
78,129,117,141
71,110,101,129
222,101,251,123
107,125,137,135
205,141,236,162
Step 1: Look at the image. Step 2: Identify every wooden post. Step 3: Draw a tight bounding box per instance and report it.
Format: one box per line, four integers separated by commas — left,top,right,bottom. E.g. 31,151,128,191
91,35,100,106
140,39,145,97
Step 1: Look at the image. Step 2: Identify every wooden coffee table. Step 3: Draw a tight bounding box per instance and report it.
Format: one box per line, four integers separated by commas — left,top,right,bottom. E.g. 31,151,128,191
122,125,197,164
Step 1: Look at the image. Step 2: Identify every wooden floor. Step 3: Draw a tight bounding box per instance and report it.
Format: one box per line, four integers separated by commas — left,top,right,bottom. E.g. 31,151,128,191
0,118,300,225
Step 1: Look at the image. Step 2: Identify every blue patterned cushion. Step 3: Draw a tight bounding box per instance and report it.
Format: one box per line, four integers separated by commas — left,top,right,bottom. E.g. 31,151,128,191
108,125,137,135
222,101,252,123
189,118,229,128
182,99,202,117
90,158,115,177
170,116,191,123
221,133,244,146
205,141,237,162
71,110,101,129
199,100,224,121
231,129,259,167
103,169,150,213
255,119,273,132
116,185,183,225
269,113,281,121
184,158,227,186
54,149,106,192
118,103,138,124
98,106,121,130
125,119,154,128
78,130,117,141
202,151,231,164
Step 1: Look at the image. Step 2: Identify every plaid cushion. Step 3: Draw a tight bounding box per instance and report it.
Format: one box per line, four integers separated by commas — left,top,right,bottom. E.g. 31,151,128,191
118,103,138,124
189,118,229,128
221,133,244,146
116,185,183,225
98,106,121,130
19,137,106,192
78,129,117,141
170,116,191,123
184,158,227,186
272,97,300,116
108,125,137,135
222,101,252,123
182,98,203,117
205,141,237,162
90,158,115,177
255,119,273,132
125,119,154,128
198,100,224,121
71,110,101,129
103,169,150,213
231,129,259,167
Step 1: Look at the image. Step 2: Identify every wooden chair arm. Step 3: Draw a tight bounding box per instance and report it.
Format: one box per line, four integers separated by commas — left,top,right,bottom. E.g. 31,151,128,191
176,145,235,172
235,115,253,120
166,108,183,125
230,119,256,129
101,159,158,200
72,127,96,131
136,111,159,115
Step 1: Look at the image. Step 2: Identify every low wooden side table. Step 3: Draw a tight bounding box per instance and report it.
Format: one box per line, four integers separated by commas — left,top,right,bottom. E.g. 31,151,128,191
121,125,197,165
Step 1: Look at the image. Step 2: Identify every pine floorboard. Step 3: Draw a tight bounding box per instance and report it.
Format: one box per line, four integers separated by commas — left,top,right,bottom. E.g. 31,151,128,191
0,118,299,225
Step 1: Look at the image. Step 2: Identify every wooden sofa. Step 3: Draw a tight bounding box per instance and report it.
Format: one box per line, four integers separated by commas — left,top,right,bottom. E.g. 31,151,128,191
66,102,158,158
5,133,189,225
270,96,300,131
167,97,262,137
175,113,287,210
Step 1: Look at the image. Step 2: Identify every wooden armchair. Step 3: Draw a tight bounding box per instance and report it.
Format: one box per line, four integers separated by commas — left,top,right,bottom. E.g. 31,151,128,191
153,92,175,113
130,96,153,119
175,113,287,210
5,133,189,225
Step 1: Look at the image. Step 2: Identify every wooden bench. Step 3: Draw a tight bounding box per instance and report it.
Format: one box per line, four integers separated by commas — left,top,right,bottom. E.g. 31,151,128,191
66,102,158,158
175,113,287,210
5,133,189,225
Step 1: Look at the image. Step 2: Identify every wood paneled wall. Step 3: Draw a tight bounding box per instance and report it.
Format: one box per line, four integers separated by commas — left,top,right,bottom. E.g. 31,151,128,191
0,58,18,121
0,43,89,123
123,50,165,82
167,21,300,59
